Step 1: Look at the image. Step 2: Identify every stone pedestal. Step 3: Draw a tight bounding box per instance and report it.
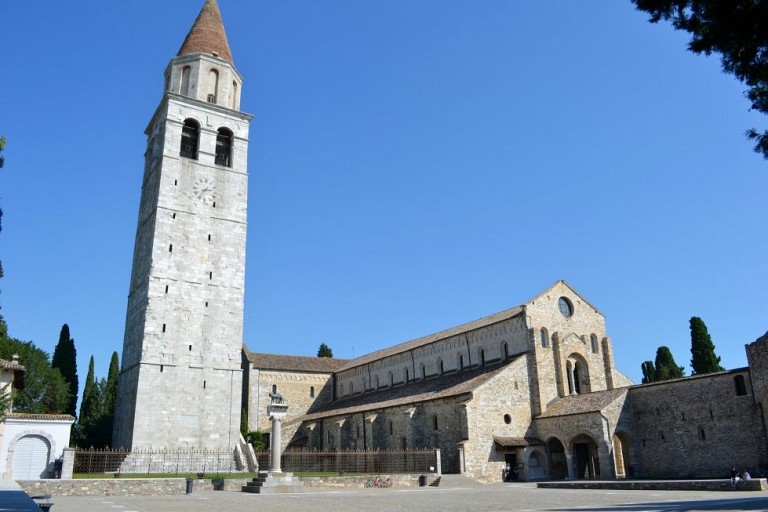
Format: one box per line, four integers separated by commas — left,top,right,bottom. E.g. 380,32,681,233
241,471,305,494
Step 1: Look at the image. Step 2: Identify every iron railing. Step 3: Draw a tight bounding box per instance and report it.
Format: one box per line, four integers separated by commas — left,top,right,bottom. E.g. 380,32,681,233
73,447,437,476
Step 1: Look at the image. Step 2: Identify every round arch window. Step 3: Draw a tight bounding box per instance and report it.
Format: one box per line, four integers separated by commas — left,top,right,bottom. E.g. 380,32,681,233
503,414,512,425
558,297,573,318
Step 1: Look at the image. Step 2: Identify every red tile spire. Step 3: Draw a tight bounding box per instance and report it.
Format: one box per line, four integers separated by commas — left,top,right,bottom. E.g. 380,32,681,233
177,0,234,64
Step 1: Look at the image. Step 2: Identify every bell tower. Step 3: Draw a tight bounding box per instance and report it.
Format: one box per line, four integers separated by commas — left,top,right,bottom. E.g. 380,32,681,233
114,0,252,450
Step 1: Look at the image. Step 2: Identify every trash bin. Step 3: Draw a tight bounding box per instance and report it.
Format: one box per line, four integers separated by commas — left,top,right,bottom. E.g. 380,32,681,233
418,474,427,487
185,478,194,494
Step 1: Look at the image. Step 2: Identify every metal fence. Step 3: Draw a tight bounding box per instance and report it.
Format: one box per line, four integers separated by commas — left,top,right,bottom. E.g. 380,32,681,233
74,447,436,476
74,448,244,476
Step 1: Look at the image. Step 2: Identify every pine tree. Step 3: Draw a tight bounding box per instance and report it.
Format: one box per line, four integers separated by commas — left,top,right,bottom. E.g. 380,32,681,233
654,346,685,381
690,316,724,375
317,343,333,358
51,324,79,417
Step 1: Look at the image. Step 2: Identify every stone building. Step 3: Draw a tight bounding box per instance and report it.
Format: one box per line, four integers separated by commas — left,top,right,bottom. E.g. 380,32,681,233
115,0,768,483
1,357,75,479
246,281,768,482
114,0,251,451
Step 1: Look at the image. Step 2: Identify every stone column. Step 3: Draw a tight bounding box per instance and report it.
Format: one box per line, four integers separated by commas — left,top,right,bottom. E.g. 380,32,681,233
267,399,288,474
565,451,575,480
60,447,76,479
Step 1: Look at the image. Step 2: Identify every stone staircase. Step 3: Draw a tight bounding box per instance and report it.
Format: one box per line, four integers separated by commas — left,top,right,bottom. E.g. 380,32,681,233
241,471,305,494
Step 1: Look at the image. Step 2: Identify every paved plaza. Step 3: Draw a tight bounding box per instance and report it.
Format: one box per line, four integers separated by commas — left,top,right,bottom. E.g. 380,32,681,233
45,483,768,512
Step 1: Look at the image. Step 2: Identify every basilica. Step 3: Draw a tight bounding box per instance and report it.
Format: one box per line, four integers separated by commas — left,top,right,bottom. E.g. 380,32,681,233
114,0,768,483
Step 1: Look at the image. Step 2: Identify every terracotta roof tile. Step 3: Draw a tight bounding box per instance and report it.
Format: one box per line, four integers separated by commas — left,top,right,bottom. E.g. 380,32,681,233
494,436,543,447
178,0,234,64
5,413,75,422
536,387,628,418
0,358,25,372
338,306,524,372
246,351,349,373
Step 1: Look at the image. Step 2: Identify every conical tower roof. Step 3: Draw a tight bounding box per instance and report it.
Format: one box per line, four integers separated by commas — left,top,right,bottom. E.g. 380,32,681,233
177,0,234,64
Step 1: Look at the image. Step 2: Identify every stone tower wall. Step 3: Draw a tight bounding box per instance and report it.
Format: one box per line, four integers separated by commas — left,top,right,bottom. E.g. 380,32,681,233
115,48,252,450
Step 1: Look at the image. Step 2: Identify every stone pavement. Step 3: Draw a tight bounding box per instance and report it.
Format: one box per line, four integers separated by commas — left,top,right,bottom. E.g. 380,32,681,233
39,482,768,512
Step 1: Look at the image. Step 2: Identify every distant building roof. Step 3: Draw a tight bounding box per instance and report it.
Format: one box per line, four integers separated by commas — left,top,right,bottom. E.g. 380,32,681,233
245,350,349,373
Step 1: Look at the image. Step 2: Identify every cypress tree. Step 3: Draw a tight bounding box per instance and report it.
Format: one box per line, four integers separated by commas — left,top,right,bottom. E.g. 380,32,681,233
75,356,102,446
640,360,656,383
690,316,724,375
103,352,119,414
654,346,685,381
51,324,78,416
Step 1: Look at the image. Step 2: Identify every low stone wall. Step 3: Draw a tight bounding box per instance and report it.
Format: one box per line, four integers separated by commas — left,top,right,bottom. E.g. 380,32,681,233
538,479,768,492
19,478,187,496
301,474,422,488
18,474,429,496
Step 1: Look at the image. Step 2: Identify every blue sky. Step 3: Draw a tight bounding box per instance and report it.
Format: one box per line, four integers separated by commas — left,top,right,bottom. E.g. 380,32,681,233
0,1,765,390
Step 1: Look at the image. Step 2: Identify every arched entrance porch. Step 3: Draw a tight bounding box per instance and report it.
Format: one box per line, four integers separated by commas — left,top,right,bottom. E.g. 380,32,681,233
546,437,568,479
571,434,600,479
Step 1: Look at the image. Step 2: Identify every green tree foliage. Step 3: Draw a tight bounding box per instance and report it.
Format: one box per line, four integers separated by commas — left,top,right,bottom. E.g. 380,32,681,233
632,1,768,159
51,324,79,417
74,353,120,448
654,346,686,381
0,135,5,168
690,316,724,374
103,352,119,414
641,360,657,383
0,337,69,413
317,343,333,358
245,431,267,451
74,356,101,447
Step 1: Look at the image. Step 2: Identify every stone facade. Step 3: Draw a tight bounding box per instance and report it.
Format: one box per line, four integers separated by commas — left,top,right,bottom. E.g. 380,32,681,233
619,369,765,478
246,282,768,483
114,0,252,451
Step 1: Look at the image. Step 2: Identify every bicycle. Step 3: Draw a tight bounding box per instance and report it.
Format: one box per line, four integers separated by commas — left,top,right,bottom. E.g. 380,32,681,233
365,476,393,488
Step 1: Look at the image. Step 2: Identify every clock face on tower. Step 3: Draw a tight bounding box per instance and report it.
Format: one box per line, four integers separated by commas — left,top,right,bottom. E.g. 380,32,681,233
193,177,215,204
